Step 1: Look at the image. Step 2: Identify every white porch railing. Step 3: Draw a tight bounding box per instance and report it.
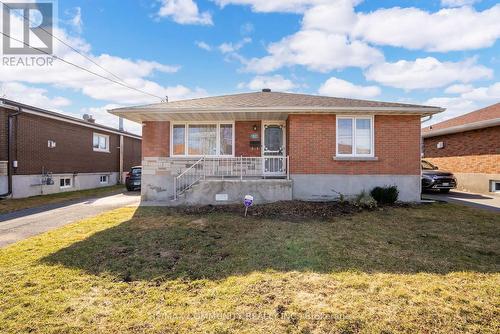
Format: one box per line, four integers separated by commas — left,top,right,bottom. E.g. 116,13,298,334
173,156,289,200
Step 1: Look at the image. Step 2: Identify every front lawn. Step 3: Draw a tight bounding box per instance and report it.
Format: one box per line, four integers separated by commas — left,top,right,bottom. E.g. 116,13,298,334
0,185,125,215
0,203,498,333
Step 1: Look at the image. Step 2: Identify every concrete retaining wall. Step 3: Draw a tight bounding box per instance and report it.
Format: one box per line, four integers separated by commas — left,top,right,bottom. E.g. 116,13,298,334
11,172,119,198
179,179,293,205
291,174,421,202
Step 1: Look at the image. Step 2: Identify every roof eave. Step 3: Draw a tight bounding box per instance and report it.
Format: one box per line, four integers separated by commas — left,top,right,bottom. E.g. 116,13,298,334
109,106,444,122
422,118,500,138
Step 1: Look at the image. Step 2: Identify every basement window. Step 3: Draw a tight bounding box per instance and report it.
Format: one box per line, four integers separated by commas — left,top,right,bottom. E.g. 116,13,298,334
491,181,500,193
100,175,109,184
59,178,72,189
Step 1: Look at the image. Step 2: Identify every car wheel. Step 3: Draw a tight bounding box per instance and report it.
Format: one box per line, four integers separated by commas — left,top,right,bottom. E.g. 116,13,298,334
440,189,450,193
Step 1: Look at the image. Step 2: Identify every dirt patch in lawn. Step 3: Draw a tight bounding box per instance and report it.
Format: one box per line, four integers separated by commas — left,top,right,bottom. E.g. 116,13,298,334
171,200,407,220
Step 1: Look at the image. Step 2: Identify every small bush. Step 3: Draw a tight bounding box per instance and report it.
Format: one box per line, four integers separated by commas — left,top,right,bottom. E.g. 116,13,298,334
370,186,399,205
352,191,377,209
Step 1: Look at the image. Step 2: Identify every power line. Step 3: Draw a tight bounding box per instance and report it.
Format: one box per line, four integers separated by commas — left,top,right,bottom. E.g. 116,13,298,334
0,0,128,84
0,31,164,100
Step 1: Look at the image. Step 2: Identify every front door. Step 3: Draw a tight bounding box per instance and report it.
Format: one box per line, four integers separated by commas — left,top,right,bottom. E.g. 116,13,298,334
262,122,286,176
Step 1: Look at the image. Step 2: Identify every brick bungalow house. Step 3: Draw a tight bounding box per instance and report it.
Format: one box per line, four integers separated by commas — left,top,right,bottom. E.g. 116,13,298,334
422,103,500,194
0,98,142,198
110,90,443,204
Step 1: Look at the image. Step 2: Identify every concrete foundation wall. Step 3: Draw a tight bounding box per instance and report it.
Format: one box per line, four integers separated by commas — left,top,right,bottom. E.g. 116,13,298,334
453,172,500,194
11,172,119,198
180,179,293,205
291,174,421,202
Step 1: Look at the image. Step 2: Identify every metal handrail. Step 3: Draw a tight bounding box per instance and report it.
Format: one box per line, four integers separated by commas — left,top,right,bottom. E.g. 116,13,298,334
173,156,289,200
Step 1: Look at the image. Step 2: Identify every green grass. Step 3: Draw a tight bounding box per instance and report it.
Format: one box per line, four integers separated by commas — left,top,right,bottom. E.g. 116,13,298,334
0,185,125,215
0,203,499,333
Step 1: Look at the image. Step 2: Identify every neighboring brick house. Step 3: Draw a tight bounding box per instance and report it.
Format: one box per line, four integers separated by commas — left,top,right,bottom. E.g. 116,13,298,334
110,90,443,204
422,103,500,194
0,99,142,198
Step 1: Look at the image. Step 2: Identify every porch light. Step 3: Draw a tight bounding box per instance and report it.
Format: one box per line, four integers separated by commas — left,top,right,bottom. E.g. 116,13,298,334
253,124,258,131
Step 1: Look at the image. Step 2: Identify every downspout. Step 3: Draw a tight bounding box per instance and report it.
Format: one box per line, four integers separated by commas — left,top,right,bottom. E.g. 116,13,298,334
0,107,21,198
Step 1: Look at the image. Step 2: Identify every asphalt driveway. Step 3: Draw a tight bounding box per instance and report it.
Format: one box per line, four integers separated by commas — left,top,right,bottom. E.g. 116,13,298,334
423,190,500,212
0,192,140,248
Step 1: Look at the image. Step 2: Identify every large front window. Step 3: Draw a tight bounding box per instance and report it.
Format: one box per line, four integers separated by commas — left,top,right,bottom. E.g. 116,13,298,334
336,116,373,157
171,123,234,156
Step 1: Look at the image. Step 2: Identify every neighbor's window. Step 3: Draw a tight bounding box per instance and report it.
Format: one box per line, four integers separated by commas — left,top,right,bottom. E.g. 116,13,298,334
99,175,108,184
336,117,373,157
172,123,233,156
93,133,109,152
59,177,72,188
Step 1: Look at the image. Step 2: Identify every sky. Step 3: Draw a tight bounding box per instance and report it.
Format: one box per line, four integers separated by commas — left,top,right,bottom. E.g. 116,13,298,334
0,0,499,135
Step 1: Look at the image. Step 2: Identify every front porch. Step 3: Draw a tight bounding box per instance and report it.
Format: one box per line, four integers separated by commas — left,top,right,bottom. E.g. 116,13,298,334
141,156,292,205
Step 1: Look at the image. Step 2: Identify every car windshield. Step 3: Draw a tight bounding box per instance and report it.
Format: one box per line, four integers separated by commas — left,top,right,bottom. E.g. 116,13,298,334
131,168,142,176
421,161,437,170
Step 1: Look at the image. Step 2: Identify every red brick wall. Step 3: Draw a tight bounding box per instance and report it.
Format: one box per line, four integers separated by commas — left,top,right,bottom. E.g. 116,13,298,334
142,121,170,157
7,112,141,175
235,121,261,157
287,114,421,175
0,108,9,161
423,126,500,174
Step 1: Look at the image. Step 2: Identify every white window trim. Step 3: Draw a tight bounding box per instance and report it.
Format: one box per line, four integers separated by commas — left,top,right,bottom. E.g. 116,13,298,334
59,177,72,189
100,175,109,184
93,133,110,153
336,115,375,158
170,121,235,157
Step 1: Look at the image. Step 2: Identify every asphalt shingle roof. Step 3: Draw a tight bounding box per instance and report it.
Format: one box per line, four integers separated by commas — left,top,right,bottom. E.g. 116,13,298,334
126,91,436,110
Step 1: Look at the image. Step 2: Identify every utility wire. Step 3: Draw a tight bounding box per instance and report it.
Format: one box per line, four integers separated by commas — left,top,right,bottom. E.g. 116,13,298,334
0,0,129,84
0,31,164,100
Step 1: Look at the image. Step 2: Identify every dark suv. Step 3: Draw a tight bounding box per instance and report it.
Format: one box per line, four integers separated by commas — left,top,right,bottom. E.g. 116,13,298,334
125,166,142,191
421,160,457,193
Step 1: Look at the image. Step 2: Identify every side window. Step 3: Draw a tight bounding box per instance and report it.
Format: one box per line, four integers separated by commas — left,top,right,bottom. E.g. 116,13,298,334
93,133,110,152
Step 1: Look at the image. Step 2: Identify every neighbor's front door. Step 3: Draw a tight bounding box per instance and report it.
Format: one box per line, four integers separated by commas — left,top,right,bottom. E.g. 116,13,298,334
262,121,286,176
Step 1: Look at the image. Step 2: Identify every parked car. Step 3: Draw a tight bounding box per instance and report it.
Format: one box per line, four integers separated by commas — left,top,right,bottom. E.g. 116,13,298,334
421,160,457,193
125,166,142,191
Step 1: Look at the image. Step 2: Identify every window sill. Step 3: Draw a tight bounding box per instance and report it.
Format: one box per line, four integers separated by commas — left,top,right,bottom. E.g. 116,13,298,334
93,149,110,153
333,156,379,161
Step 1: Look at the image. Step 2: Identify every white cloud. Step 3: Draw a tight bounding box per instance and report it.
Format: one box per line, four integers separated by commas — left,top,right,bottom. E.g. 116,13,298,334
81,104,142,135
0,82,71,110
245,30,383,73
444,84,474,94
237,75,297,91
226,1,500,54
461,82,500,101
352,5,500,52
0,13,207,105
158,0,213,25
441,0,481,7
240,22,254,35
425,97,479,124
215,0,332,13
65,7,83,33
365,57,492,90
219,37,251,54
318,77,381,99
425,81,500,124
195,41,212,51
